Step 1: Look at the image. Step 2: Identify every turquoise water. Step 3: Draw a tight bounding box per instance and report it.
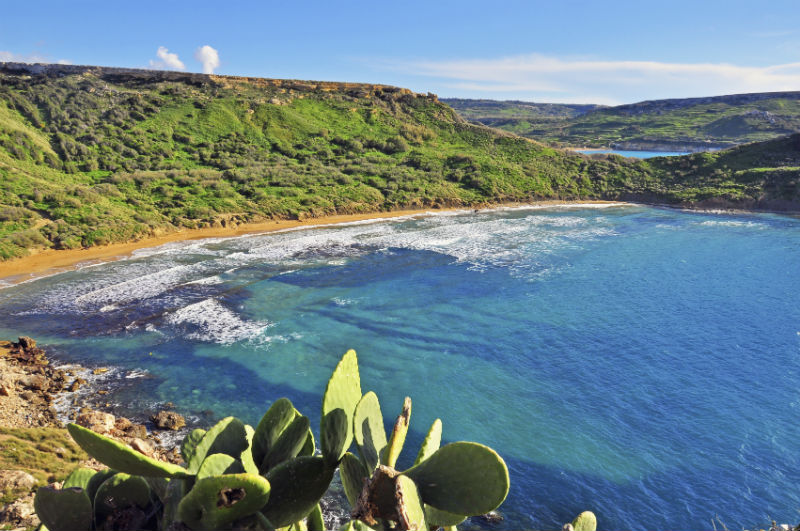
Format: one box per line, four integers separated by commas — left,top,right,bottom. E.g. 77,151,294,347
574,149,691,158
1,204,800,530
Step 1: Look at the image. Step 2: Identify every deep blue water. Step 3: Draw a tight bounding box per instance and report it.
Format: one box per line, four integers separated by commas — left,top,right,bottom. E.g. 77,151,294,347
574,149,691,158
1,204,800,530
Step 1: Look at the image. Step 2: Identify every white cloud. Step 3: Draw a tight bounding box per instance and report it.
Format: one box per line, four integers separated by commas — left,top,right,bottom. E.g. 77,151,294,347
194,45,220,74
373,53,800,104
149,46,185,71
0,50,72,65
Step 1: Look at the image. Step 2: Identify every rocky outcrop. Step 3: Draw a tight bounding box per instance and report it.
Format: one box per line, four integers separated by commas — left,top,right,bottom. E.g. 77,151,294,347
151,410,186,431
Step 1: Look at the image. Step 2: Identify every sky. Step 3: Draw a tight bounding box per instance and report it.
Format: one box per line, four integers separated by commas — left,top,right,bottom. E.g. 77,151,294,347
1,0,799,105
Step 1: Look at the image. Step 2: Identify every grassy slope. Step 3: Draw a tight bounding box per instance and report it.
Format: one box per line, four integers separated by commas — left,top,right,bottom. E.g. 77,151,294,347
0,64,797,261
447,94,800,148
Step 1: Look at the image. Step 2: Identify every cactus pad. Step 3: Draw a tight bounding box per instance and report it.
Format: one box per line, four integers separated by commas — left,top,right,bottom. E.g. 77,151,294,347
177,473,271,531
572,511,597,531
321,349,362,464
354,391,387,472
34,486,92,531
67,423,189,478
93,472,152,519
262,414,311,471
413,418,442,466
308,503,325,531
382,397,411,468
404,442,509,515
62,467,97,490
197,453,246,479
339,452,369,506
396,474,427,530
423,505,466,527
262,455,335,528
181,428,207,464
253,397,297,467
188,416,249,474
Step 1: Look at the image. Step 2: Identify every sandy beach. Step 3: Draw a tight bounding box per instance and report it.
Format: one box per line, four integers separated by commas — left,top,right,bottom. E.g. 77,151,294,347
0,201,625,286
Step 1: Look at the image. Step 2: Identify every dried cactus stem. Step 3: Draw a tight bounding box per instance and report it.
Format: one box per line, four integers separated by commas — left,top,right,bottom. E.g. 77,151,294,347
352,465,401,526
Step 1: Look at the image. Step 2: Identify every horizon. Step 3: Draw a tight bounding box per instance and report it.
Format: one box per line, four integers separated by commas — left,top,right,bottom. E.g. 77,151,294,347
2,1,799,106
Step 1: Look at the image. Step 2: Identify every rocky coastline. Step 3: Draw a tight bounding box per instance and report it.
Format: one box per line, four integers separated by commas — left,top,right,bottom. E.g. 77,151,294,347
0,336,188,529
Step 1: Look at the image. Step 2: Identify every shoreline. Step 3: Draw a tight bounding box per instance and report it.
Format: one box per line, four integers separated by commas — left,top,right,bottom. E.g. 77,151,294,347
0,201,622,286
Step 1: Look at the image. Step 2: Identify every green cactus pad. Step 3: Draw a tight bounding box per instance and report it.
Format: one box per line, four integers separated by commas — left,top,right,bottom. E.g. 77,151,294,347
339,452,369,506
261,455,335,528
177,473,271,531
424,505,466,527
299,428,316,457
85,468,116,503
93,472,152,519
240,424,259,475
308,503,325,531
322,408,350,468
181,428,207,464
382,397,411,468
34,486,92,531
67,423,189,478
395,474,427,530
262,414,311,472
321,349,362,464
62,467,97,490
572,511,597,531
413,419,442,466
161,478,185,529
404,442,509,516
197,453,246,479
354,391,387,472
188,416,249,474
253,397,297,467
145,476,169,502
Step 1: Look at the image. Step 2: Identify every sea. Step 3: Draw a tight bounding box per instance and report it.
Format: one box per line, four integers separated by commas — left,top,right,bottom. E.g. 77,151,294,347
1,203,799,530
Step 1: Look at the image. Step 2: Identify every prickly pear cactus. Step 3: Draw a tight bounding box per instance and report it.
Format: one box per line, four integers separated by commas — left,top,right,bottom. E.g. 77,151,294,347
321,349,362,466
62,467,97,490
252,397,297,468
339,451,369,506
187,416,249,474
395,474,427,530
261,455,335,528
354,391,387,472
404,441,509,516
571,510,597,531
67,423,189,478
34,486,92,531
177,473,271,531
93,472,151,520
413,418,442,465
382,397,411,468
196,453,245,479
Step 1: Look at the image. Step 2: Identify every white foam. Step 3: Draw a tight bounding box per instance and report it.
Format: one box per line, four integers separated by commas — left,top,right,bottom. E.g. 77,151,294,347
697,220,764,229
164,298,271,344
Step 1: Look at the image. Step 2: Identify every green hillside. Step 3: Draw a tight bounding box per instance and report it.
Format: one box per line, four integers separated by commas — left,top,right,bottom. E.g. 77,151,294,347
0,63,798,261
447,94,800,150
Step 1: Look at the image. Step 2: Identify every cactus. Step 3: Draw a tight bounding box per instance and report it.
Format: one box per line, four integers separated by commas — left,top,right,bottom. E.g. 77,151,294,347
571,510,598,531
93,472,152,520
395,474,427,531
354,391,387,472
382,397,411,468
34,486,92,531
423,505,466,528
252,397,297,467
187,416,249,474
307,503,325,531
181,428,207,464
261,414,311,471
177,473,271,531
62,467,97,490
196,453,245,479
85,468,117,503
261,455,335,528
241,424,259,474
321,349,361,465
67,423,189,478
404,441,509,515
413,418,442,465
339,451,369,506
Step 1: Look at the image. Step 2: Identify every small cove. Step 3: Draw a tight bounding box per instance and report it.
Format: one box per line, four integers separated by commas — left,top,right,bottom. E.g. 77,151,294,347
1,204,799,530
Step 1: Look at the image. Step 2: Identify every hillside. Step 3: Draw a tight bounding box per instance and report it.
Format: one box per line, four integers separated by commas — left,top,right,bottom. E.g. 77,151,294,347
447,93,800,150
0,62,798,261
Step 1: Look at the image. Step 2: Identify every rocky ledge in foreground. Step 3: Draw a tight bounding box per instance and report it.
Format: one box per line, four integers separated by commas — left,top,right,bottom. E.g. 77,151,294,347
0,337,186,529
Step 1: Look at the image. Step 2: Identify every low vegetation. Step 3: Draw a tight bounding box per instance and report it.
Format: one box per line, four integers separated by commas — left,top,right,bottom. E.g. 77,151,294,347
0,63,798,261
446,94,800,149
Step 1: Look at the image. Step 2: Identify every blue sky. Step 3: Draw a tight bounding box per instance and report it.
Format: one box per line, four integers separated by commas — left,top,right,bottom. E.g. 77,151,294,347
1,0,799,104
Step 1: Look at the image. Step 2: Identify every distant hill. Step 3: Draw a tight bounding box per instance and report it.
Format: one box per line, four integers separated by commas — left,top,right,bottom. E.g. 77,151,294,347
446,93,800,150
0,63,797,260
